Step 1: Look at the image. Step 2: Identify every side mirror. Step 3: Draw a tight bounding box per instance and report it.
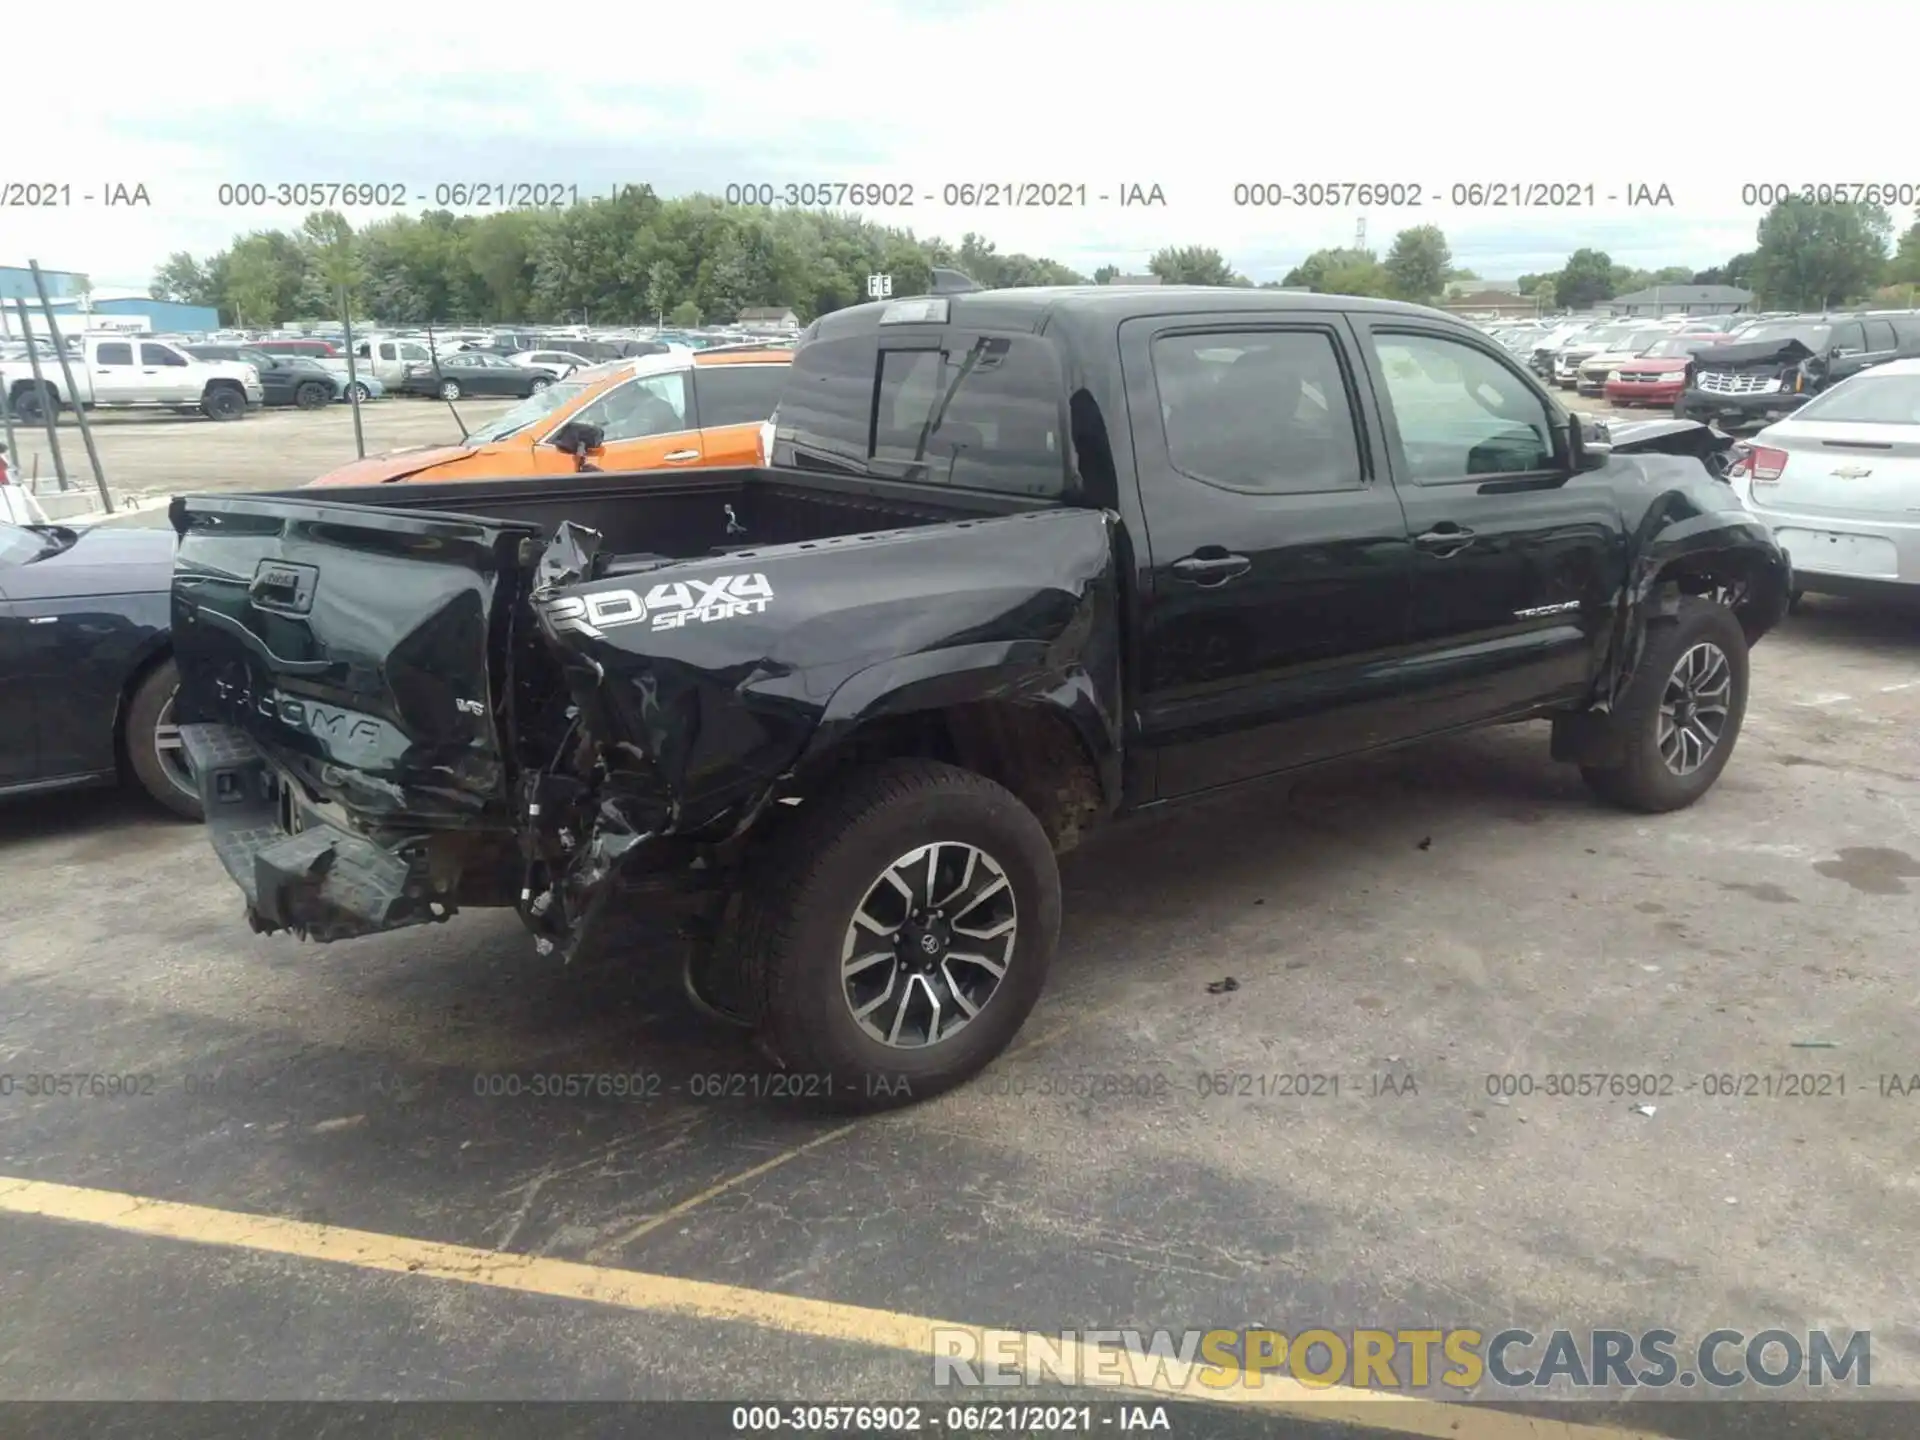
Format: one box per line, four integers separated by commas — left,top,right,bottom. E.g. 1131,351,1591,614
548,421,605,468
1569,414,1612,472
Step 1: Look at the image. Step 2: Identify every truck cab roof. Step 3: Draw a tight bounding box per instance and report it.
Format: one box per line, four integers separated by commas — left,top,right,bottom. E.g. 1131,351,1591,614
807,285,1467,342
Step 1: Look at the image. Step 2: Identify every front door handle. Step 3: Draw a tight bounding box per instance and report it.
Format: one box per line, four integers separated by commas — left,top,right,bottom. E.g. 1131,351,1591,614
1171,551,1251,585
1415,524,1476,557
662,449,700,463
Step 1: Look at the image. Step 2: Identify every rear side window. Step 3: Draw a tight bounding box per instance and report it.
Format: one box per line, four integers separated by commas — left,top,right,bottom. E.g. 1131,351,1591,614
780,330,1067,497
1891,316,1920,350
1793,372,1920,425
874,336,1065,496
142,343,187,366
1151,330,1365,494
693,363,788,428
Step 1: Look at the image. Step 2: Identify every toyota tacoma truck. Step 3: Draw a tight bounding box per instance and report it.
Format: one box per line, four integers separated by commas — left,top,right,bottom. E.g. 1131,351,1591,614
168,287,1791,1108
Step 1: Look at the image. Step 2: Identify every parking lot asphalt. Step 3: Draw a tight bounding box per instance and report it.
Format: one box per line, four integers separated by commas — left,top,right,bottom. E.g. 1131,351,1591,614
4,404,1919,1438
4,396,521,500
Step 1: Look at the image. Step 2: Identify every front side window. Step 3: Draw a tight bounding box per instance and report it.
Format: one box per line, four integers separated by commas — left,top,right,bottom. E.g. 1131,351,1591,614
570,373,690,442
1371,332,1556,481
1150,329,1365,494
96,342,133,366
1829,321,1866,354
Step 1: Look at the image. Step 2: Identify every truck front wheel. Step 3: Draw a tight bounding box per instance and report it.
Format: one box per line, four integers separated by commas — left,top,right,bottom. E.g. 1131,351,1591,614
740,759,1061,1110
201,384,246,421
1581,597,1750,813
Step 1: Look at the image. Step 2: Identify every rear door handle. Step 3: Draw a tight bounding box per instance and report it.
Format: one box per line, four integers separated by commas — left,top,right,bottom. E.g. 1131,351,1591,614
1415,524,1476,556
663,450,700,463
1171,552,1251,585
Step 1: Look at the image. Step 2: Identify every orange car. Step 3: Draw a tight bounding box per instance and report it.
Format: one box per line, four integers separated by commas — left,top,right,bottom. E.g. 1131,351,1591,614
306,348,791,487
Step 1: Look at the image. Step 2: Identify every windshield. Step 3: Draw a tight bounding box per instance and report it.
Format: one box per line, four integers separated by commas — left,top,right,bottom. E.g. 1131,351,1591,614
461,379,595,444
1624,331,1670,351
1733,322,1831,350
1792,372,1920,425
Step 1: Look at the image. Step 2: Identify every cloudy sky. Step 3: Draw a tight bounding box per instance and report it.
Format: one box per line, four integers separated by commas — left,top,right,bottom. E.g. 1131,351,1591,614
8,0,1910,293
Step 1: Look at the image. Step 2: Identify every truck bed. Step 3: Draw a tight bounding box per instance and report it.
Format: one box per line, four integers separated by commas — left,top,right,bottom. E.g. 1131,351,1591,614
205,464,1046,560
168,465,1119,943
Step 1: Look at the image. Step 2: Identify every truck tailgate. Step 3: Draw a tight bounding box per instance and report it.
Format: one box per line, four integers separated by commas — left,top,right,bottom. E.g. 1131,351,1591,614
170,492,542,826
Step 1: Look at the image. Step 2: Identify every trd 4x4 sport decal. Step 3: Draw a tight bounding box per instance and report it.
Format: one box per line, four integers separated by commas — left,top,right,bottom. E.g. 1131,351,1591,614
539,573,775,639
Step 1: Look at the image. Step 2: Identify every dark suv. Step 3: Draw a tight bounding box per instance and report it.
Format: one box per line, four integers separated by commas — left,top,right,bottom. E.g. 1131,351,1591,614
185,344,336,410
1677,313,1920,432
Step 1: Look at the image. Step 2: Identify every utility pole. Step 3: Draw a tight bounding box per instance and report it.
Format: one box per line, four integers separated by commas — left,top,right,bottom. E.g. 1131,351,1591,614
29,261,113,510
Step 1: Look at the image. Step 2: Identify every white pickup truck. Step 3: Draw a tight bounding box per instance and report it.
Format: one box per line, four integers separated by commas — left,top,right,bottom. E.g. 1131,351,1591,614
348,335,439,388
1,335,263,422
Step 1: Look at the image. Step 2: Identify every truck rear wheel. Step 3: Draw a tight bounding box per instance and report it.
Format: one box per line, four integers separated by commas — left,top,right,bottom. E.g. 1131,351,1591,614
1581,597,1749,813
11,383,56,423
739,759,1061,1110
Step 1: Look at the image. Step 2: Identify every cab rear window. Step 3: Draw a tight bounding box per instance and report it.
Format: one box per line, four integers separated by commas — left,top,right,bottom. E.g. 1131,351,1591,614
778,331,1066,497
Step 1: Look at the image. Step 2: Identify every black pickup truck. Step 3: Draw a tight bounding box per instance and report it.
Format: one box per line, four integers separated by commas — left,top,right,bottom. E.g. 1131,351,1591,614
169,286,1791,1108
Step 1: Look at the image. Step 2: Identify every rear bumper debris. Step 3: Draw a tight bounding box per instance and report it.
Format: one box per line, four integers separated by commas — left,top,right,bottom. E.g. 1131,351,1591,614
181,723,451,941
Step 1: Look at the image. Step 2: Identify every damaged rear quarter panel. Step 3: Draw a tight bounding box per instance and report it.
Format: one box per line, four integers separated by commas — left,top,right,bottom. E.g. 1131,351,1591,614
534,508,1123,836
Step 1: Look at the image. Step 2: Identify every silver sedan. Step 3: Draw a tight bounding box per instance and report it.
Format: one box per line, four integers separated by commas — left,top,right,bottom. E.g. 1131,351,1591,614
1727,358,1920,599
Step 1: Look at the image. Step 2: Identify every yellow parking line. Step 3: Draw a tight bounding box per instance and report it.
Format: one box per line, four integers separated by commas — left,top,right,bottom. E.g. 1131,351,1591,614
0,1173,1668,1440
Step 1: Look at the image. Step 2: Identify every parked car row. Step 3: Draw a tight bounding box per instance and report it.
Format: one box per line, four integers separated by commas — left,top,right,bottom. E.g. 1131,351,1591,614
184,344,384,408
1476,309,1920,436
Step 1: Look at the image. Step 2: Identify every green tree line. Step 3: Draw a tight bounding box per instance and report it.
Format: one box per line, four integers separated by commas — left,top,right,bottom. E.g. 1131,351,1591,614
1515,201,1920,312
151,186,1920,327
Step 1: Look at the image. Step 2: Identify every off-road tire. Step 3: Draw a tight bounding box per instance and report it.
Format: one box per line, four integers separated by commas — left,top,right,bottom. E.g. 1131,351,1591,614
201,384,246,421
1581,597,1749,814
737,759,1061,1111
125,658,203,820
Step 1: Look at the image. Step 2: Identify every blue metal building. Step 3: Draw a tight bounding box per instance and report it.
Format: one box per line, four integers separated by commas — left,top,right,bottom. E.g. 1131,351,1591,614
0,267,220,335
